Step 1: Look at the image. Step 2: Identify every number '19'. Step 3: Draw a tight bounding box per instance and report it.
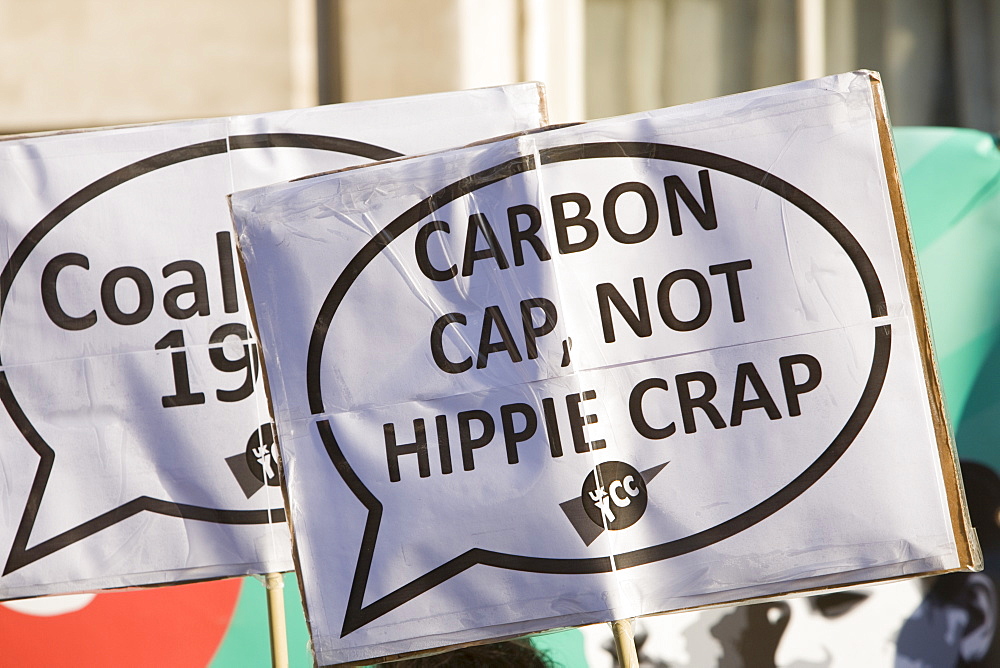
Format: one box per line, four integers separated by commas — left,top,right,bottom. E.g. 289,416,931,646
155,323,260,408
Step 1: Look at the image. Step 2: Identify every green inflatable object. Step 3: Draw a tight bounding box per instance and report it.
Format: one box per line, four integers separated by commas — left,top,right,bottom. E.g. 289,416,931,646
895,127,1000,469
210,574,312,667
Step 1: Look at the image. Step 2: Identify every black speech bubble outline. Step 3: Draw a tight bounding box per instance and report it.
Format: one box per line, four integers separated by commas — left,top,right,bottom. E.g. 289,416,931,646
0,134,403,576
307,142,891,637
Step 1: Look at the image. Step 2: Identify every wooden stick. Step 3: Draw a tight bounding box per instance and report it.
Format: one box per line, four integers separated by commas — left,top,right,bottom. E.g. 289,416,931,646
265,572,289,668
611,618,638,668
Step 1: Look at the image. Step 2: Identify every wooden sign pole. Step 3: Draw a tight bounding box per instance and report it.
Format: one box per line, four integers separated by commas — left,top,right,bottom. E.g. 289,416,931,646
611,618,638,668
265,572,290,668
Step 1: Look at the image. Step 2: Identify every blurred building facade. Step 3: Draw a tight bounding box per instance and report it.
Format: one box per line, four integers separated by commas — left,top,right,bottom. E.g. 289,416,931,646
1,0,996,132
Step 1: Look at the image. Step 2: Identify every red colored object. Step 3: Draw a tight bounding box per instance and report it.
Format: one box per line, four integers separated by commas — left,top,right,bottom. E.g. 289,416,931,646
0,578,241,667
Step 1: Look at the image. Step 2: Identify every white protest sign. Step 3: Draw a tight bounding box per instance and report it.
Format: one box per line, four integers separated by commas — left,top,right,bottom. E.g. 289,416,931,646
0,83,546,600
231,72,976,665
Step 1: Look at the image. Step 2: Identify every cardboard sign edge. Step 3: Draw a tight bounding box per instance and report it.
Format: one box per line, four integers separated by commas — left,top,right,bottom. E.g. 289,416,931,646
867,70,982,572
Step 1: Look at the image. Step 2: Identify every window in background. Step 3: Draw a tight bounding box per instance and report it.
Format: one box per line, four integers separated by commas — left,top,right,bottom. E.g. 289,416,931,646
584,0,999,131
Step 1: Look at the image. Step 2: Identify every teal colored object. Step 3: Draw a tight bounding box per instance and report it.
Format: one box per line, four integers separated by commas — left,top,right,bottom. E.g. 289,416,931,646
530,628,589,667
207,574,589,667
210,573,312,666
895,127,1000,468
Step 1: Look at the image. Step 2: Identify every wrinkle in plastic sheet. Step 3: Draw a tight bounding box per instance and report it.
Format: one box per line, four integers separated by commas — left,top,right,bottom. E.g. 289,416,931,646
230,140,600,656
527,135,634,622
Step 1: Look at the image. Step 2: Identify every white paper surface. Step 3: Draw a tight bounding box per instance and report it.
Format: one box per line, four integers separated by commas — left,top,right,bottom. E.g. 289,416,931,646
231,73,962,665
0,83,546,600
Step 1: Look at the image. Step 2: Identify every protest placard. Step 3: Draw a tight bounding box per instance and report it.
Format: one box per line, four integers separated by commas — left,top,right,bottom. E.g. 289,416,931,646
0,83,546,601
230,72,977,665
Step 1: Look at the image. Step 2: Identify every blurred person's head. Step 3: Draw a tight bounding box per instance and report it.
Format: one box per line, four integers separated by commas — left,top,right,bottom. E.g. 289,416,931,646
377,639,550,667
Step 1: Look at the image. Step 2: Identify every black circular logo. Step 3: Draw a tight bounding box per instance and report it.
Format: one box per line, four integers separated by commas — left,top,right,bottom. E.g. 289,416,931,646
581,461,648,530
245,423,280,486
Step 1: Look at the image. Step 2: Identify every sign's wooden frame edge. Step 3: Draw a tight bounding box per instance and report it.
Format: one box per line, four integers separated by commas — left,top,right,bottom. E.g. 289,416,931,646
868,69,981,572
